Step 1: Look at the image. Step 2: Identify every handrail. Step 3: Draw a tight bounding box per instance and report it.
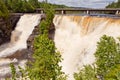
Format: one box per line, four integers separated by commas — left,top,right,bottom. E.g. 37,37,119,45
36,8,120,11
35,8,120,15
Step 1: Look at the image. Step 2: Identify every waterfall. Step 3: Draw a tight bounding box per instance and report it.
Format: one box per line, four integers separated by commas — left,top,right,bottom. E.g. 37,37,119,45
0,14,41,78
53,15,120,80
0,14,120,79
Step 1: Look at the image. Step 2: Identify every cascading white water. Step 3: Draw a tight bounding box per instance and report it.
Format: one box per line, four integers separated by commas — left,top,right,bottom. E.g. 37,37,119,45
0,14,41,57
53,15,120,80
0,14,41,78
0,13,120,80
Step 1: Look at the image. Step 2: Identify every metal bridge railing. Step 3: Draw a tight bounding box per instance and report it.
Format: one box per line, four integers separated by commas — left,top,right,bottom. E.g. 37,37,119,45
35,8,120,15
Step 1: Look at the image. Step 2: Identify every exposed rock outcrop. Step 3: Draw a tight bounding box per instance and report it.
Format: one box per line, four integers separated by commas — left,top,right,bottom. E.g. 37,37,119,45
0,15,20,45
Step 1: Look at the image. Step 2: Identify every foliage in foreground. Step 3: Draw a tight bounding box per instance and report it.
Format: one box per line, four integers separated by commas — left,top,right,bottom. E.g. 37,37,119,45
27,3,66,80
27,34,65,80
10,34,120,80
74,65,97,80
74,35,120,80
95,35,120,80
10,63,16,80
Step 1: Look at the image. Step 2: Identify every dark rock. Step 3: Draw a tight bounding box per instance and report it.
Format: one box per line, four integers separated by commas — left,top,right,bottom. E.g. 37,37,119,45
0,15,56,78
0,15,20,45
49,22,55,40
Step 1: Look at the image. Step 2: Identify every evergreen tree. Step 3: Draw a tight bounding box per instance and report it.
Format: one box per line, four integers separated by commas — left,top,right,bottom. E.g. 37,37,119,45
106,0,120,8
74,35,120,80
28,0,39,8
0,0,9,19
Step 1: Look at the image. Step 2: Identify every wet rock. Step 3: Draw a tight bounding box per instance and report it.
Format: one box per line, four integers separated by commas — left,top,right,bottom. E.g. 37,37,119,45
0,15,20,45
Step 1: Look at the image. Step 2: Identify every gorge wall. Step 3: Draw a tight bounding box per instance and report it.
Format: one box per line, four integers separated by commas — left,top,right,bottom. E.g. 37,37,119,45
0,15,20,45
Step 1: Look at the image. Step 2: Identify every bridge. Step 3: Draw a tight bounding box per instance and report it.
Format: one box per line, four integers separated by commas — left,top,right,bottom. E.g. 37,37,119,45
4,8,120,26
9,8,120,17
36,8,120,15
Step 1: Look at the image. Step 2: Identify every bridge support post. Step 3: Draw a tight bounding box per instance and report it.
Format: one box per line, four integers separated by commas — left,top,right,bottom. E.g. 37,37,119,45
41,10,44,14
61,10,66,14
116,10,119,15
87,10,90,14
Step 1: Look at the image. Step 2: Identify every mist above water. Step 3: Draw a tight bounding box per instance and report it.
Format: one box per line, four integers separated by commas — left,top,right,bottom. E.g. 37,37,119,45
53,15,120,80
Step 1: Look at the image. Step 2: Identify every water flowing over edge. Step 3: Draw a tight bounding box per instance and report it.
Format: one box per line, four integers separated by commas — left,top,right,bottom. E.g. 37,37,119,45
0,14,41,77
53,15,120,80
0,14,120,79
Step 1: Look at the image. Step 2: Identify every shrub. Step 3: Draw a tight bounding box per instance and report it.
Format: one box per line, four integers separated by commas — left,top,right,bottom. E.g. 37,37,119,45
95,35,120,79
27,3,66,80
74,65,97,80
74,35,120,80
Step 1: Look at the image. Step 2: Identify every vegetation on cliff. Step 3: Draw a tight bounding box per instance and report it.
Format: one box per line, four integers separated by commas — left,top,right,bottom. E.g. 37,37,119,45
10,3,66,80
27,3,66,80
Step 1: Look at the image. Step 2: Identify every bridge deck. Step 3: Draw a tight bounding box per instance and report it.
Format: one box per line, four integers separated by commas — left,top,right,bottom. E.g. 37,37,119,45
36,8,120,14
10,8,120,16
36,8,120,11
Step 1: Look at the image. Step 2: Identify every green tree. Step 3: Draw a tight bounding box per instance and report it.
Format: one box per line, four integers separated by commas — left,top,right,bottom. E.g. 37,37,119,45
39,3,55,34
0,0,9,19
106,0,120,8
3,0,35,12
74,35,120,80
27,3,66,80
28,0,39,8
95,35,120,80
74,65,97,80
10,63,16,80
28,34,64,80
7,2,67,80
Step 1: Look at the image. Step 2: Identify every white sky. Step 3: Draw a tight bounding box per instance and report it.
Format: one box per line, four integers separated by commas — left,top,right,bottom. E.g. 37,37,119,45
39,0,117,8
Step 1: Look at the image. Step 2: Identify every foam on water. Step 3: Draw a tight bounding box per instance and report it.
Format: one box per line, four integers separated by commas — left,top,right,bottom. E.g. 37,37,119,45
0,14,41,77
53,15,120,80
0,14,120,80
0,14,41,57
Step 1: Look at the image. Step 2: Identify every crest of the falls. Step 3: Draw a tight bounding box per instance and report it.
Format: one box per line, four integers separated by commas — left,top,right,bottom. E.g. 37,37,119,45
53,15,120,80
0,14,41,78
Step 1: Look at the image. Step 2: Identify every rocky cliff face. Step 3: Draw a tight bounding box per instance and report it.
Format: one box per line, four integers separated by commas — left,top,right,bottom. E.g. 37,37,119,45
0,15,20,45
